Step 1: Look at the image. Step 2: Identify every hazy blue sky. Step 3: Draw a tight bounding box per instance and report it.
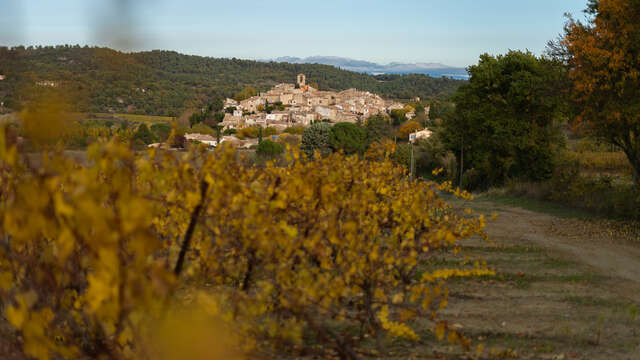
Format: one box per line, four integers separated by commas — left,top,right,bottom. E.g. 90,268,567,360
2,0,590,67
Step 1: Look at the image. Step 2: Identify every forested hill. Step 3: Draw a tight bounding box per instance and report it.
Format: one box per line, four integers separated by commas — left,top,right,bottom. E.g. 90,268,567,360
0,45,464,117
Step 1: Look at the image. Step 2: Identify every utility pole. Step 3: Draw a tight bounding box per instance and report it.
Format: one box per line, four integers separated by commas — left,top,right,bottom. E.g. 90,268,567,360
459,133,464,188
410,143,415,180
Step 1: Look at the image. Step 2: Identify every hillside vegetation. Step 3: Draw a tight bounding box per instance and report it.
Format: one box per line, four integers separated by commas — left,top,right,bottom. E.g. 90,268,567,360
0,45,464,117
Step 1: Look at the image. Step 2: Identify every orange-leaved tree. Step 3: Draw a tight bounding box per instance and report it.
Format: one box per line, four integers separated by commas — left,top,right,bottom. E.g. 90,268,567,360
396,120,423,141
563,0,640,186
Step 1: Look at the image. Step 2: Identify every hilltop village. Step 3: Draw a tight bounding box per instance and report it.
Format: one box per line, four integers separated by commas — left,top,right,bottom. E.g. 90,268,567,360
219,74,411,131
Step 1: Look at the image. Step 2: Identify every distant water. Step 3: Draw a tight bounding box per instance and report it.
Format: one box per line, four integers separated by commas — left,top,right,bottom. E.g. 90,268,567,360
370,70,469,80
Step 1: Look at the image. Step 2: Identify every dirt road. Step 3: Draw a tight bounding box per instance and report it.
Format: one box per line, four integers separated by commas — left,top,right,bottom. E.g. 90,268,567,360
420,198,640,359
473,200,640,303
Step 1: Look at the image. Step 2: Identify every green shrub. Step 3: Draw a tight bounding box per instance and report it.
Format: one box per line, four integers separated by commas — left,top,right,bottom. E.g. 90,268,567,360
256,139,284,157
414,134,457,180
150,123,171,142
133,124,156,145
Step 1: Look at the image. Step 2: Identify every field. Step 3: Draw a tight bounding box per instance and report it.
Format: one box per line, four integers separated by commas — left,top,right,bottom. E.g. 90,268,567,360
564,150,633,176
92,113,175,124
405,198,640,359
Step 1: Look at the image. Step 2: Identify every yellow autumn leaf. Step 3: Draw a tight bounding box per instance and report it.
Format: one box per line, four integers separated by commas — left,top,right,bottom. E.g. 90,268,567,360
435,321,446,340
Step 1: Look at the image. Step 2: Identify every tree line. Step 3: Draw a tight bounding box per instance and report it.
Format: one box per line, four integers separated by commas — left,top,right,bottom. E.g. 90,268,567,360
0,45,464,117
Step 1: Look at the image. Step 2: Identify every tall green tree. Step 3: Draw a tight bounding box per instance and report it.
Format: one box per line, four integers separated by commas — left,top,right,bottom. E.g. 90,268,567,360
364,114,393,145
441,51,568,189
563,0,640,186
329,122,367,155
301,122,332,157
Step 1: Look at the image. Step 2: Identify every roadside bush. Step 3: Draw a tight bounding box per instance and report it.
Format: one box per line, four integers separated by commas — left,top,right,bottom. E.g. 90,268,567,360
329,122,366,154
414,135,458,180
301,122,332,157
462,168,485,190
495,157,640,220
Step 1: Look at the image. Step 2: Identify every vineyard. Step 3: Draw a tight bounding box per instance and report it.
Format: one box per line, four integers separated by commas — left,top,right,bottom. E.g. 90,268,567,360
0,130,493,359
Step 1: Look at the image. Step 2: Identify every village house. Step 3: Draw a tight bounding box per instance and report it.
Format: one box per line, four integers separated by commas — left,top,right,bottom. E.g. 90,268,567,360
266,111,289,122
387,102,405,111
240,97,265,112
219,74,406,134
185,133,222,147
291,111,317,126
224,98,238,108
35,80,58,87
409,129,433,143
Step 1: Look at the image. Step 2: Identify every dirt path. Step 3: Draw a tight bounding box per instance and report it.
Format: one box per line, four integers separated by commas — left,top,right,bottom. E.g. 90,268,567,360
470,200,640,303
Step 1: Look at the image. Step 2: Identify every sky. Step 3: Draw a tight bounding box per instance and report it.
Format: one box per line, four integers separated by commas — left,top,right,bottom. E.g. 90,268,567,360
1,0,590,67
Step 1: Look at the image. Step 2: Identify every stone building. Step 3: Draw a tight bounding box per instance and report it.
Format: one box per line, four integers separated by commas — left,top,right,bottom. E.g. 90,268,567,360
297,73,306,87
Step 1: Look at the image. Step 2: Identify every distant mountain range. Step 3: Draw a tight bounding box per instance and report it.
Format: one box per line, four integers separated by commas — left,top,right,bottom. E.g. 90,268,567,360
268,56,469,80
